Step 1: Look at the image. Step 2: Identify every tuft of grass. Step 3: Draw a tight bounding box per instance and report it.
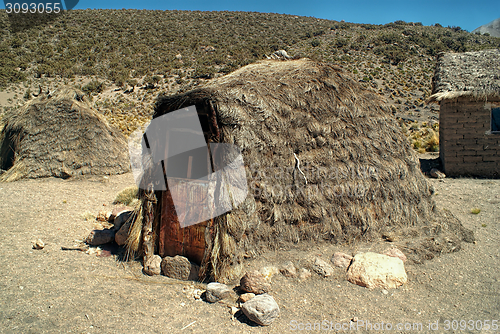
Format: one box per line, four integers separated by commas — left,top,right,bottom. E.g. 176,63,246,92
481,223,487,227
470,208,481,214
114,186,139,205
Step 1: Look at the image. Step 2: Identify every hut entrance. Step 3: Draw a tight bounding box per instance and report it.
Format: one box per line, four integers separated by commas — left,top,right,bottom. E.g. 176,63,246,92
157,105,216,264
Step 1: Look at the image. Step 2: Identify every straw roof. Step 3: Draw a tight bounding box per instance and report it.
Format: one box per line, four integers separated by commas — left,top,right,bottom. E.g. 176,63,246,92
129,59,473,282
428,49,500,102
0,87,130,181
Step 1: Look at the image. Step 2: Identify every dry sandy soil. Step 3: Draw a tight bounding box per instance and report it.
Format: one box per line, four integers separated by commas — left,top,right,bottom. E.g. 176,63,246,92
0,157,499,334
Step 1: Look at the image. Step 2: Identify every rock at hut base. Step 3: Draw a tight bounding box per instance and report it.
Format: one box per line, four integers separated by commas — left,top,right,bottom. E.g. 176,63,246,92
240,270,271,294
241,293,280,326
144,255,162,276
161,255,192,281
346,252,407,289
205,282,232,303
114,219,131,246
85,229,115,246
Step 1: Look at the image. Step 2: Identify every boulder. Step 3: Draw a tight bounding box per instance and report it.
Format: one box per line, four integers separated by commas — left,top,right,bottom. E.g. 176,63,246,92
331,252,353,268
241,293,280,326
144,255,162,276
346,252,407,289
112,210,133,231
312,257,334,277
205,282,232,303
85,229,115,246
161,255,192,281
114,219,131,246
240,270,271,294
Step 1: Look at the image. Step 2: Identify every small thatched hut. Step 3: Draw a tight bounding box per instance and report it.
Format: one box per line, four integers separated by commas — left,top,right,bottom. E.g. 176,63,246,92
428,49,500,177
128,59,473,282
0,87,130,181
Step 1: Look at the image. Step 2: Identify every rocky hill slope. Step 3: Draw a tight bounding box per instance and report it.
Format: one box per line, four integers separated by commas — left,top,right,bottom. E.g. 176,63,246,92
1,10,499,152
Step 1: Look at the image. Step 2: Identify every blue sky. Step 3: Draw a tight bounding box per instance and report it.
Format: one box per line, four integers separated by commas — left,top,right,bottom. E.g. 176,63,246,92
3,0,499,32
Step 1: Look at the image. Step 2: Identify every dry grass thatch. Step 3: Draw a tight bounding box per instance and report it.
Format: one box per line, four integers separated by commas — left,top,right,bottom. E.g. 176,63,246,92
0,87,130,182
128,59,473,282
428,49,500,102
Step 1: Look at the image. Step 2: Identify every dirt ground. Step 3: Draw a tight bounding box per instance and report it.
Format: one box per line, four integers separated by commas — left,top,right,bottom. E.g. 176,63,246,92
0,158,499,334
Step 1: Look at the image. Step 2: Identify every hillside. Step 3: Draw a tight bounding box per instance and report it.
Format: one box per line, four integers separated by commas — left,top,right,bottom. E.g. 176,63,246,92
1,10,499,151
472,17,500,38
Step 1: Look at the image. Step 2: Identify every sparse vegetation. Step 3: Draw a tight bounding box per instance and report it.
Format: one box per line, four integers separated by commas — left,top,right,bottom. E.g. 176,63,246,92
114,186,139,206
471,208,481,214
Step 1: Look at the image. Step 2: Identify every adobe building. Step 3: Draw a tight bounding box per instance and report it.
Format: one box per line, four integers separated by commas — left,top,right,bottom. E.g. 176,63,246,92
428,49,500,177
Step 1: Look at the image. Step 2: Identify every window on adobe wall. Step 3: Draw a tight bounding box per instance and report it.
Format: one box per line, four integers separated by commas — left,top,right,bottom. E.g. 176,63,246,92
492,107,500,133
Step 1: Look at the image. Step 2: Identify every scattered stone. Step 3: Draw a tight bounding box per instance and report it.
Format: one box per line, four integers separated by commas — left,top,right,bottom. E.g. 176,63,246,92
346,252,407,289
175,53,182,60
240,270,271,294
85,229,115,246
384,248,407,263
193,289,203,301
230,306,239,316
241,293,280,326
96,211,109,222
298,268,312,281
430,168,446,179
143,255,162,276
205,282,232,303
161,255,192,280
312,257,334,277
382,289,389,295
112,210,133,231
114,219,131,246
238,293,255,303
260,266,279,281
280,261,297,278
331,252,353,268
32,239,45,250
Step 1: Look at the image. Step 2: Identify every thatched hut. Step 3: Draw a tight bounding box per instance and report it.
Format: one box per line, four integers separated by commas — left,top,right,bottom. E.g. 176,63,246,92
0,87,130,181
428,49,500,177
128,59,473,282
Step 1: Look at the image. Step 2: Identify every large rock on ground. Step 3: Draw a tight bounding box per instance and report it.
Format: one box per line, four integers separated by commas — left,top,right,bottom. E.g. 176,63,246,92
112,210,133,231
240,270,271,294
161,255,192,280
241,293,280,326
114,219,132,246
205,282,232,303
85,229,115,246
144,255,162,276
346,252,407,289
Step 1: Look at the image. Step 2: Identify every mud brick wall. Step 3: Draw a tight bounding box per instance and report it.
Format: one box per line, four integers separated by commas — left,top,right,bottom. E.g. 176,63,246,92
439,97,500,177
